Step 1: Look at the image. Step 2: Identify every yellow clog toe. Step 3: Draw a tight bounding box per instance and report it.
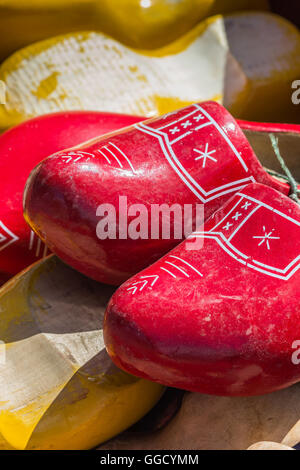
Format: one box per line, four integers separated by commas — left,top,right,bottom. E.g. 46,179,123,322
0,256,163,450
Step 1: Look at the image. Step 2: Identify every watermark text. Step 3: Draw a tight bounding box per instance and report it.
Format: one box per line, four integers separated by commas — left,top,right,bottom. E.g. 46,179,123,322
96,197,204,250
292,80,300,105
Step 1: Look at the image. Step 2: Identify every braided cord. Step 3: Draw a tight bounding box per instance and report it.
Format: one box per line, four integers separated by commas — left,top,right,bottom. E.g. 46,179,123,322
269,133,300,205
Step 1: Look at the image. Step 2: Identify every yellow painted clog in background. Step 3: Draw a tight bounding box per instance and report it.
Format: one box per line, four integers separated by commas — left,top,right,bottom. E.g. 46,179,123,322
0,255,163,450
1,12,299,131
0,0,269,59
223,12,300,123
0,17,228,129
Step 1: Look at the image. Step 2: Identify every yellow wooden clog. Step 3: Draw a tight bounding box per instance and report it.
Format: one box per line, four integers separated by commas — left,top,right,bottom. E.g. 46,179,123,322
0,0,268,59
0,255,163,450
0,17,227,129
223,12,300,123
1,12,299,130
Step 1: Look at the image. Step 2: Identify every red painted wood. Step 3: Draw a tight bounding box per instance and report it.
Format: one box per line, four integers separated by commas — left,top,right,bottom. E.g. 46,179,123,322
238,119,300,134
0,111,143,280
24,102,291,285
104,183,300,396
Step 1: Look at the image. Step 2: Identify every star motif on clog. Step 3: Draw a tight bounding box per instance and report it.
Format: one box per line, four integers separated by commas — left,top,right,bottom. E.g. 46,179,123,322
169,127,180,135
242,202,252,210
193,114,205,122
181,120,192,129
232,212,242,221
223,222,233,231
194,144,217,168
253,227,280,250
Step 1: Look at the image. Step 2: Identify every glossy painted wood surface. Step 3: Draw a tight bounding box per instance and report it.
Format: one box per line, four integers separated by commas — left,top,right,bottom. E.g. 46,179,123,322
0,0,268,58
24,102,293,285
0,111,143,282
104,183,300,396
1,12,300,128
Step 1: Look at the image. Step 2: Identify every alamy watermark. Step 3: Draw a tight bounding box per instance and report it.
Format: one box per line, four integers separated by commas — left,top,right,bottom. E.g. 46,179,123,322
96,197,204,250
292,80,300,105
292,340,300,365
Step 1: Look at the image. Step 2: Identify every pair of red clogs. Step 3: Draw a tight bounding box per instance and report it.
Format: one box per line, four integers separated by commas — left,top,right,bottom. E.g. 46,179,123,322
3,102,300,396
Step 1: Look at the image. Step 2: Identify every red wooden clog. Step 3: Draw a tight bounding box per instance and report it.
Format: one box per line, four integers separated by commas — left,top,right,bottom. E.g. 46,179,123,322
104,183,300,396
0,111,143,281
24,102,294,285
